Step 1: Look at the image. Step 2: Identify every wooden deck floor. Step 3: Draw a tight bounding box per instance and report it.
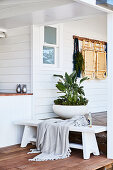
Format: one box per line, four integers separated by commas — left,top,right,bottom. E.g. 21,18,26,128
0,144,113,170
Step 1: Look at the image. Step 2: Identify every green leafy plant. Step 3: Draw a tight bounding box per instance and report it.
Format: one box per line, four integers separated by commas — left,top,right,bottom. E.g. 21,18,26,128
53,71,88,106
74,52,84,74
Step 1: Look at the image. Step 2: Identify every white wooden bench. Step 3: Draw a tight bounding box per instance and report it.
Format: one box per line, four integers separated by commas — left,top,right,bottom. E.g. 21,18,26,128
15,119,107,159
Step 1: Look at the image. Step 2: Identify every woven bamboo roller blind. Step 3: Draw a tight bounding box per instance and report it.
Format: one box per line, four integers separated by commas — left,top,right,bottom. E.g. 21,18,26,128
82,40,107,80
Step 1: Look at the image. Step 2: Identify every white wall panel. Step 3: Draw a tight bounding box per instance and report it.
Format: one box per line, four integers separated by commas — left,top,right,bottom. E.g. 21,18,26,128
0,95,32,147
0,26,31,92
33,15,107,118
0,50,30,60
62,15,107,113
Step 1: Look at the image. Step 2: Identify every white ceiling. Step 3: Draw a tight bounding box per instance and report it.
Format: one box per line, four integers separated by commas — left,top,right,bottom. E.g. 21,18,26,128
0,0,106,29
0,0,74,19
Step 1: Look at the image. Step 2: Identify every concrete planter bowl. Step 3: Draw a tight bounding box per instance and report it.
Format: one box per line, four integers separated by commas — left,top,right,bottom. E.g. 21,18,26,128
53,105,88,119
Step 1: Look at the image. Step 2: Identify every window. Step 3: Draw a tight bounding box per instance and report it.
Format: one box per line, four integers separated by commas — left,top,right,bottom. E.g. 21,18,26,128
43,46,55,64
44,26,56,45
39,24,63,70
40,25,59,67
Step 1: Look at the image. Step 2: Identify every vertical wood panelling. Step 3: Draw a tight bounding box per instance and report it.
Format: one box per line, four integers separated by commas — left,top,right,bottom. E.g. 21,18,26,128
0,26,31,93
0,95,32,147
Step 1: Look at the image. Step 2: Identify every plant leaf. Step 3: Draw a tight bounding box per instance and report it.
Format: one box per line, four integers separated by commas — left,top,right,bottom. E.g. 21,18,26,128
80,77,89,84
70,71,77,83
53,74,64,80
54,71,88,106
56,82,66,92
65,72,72,85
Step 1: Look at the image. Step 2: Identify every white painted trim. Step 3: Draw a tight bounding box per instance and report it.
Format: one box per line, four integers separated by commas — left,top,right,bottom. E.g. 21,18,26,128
39,25,58,69
30,25,34,119
43,24,59,46
107,13,113,159
74,0,113,13
39,24,63,70
32,25,40,94
30,25,33,93
31,25,40,118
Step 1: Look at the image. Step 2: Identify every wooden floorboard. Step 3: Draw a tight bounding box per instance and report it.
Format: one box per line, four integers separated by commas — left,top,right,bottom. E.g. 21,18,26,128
0,144,113,170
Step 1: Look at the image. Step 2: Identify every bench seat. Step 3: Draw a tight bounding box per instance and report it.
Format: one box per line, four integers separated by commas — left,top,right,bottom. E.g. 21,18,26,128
70,112,107,154
15,116,107,159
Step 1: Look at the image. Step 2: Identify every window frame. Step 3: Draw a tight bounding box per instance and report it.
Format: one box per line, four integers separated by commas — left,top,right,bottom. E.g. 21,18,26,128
39,24,60,69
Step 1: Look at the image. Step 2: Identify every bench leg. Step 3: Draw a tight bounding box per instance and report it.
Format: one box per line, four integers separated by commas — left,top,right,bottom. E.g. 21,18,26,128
21,126,36,148
82,132,100,159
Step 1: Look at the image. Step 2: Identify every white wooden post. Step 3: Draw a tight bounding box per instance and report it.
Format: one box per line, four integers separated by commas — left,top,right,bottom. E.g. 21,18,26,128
107,13,113,159
31,25,40,119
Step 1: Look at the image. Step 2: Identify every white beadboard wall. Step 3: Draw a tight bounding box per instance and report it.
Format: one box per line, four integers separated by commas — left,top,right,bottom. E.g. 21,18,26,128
0,26,31,93
33,15,107,119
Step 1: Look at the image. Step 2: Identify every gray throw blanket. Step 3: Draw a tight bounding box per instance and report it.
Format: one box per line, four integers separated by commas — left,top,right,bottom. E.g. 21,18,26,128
28,116,88,161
